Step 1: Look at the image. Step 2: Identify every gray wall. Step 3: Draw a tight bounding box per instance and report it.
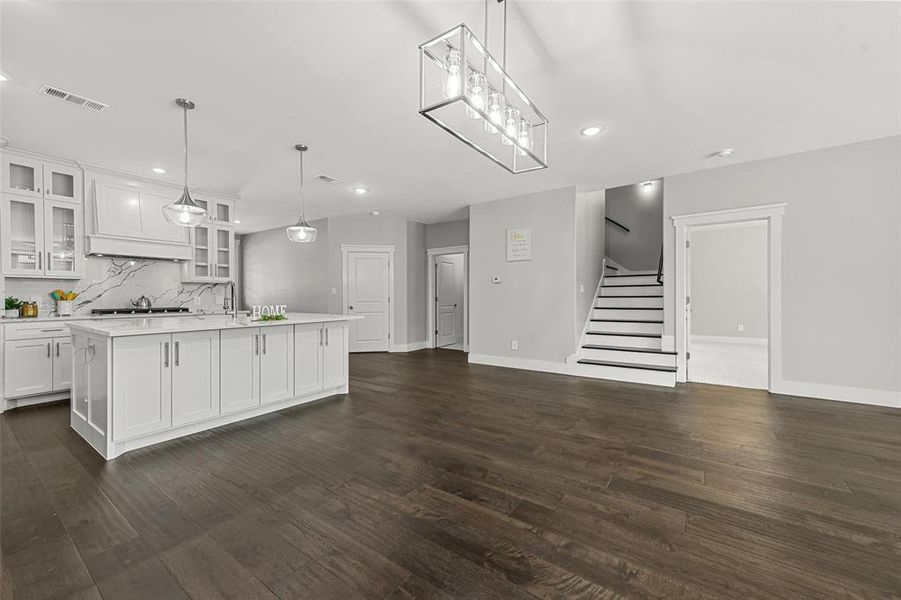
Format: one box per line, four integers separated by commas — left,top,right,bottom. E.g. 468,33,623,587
406,221,427,345
664,136,900,393
575,191,606,344
470,186,577,363
690,223,767,339
240,218,329,312
426,219,469,249
605,178,663,271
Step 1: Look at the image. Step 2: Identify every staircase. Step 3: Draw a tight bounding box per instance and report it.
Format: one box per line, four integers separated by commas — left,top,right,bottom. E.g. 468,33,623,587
573,266,677,386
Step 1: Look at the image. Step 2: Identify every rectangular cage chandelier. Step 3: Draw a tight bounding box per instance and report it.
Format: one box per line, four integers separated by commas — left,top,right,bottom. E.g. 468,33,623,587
419,22,549,174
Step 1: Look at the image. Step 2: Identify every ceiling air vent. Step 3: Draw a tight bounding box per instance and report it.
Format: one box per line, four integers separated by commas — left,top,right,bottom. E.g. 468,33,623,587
315,174,342,185
38,84,109,112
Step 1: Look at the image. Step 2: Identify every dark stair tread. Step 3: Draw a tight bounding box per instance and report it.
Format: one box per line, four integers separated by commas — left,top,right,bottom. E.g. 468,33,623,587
602,284,662,288
597,295,664,299
582,344,677,355
586,332,662,338
604,273,658,278
590,319,663,324
594,307,662,310
605,265,619,271
577,359,677,373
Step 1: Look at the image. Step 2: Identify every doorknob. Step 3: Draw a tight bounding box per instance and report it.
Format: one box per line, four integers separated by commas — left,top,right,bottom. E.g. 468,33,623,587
348,306,354,310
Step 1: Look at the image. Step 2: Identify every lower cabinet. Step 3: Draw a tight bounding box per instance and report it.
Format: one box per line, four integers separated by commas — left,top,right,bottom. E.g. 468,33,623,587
322,322,347,389
113,334,173,441
171,330,220,426
294,323,323,396
260,325,294,404
220,328,260,415
4,338,54,397
52,338,73,391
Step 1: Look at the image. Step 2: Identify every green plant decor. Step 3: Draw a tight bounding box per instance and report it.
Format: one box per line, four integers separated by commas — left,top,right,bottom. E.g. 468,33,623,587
258,314,287,321
5,296,22,310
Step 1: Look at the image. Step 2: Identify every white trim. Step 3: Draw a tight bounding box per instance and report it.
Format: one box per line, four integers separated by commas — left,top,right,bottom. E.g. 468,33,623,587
690,335,767,346
426,245,469,351
688,219,768,233
468,353,570,375
673,203,785,389
773,381,901,409
390,341,428,353
341,244,395,352
661,334,675,353
4,391,70,412
577,257,607,350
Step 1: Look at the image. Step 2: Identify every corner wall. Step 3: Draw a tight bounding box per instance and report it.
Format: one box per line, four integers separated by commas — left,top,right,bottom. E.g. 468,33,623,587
664,136,901,403
575,191,606,347
469,186,578,366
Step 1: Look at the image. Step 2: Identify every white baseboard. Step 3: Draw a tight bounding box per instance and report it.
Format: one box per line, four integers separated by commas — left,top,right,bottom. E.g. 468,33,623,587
773,380,901,409
468,353,570,375
390,341,428,353
3,392,70,412
691,335,767,346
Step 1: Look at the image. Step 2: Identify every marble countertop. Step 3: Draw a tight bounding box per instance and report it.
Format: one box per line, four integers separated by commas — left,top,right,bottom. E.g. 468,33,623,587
68,312,362,338
0,311,249,324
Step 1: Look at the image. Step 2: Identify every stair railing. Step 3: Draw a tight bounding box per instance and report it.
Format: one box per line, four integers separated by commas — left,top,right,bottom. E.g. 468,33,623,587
656,245,663,284
605,216,630,233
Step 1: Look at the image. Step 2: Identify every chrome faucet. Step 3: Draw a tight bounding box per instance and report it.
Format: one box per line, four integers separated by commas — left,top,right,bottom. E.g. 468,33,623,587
223,281,237,321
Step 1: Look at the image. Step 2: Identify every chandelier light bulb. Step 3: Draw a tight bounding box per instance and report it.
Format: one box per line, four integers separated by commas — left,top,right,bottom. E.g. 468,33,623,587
516,119,533,155
444,49,462,99
485,91,504,134
465,71,487,119
501,105,520,146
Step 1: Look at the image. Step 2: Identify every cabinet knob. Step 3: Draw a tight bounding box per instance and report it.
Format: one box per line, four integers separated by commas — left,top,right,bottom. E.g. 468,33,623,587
348,306,354,311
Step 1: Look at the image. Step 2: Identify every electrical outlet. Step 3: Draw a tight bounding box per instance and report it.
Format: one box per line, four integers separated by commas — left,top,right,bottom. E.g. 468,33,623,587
738,324,744,332
579,284,585,294
331,288,337,295
511,340,519,351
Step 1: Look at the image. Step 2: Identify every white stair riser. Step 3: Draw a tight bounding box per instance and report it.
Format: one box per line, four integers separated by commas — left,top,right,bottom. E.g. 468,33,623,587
601,286,662,297
581,347,676,367
584,334,661,349
593,308,663,320
602,275,659,286
596,296,663,309
573,364,675,387
589,321,663,335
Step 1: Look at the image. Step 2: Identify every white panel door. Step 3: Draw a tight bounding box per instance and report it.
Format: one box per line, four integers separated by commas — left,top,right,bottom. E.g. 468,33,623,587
220,328,260,414
112,334,172,441
294,323,323,396
322,322,348,389
346,252,390,352
259,325,294,404
4,339,53,397
172,331,220,426
52,337,73,391
436,256,459,347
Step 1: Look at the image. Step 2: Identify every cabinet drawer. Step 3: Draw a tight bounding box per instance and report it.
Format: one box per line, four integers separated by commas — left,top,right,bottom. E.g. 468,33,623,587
3,322,77,340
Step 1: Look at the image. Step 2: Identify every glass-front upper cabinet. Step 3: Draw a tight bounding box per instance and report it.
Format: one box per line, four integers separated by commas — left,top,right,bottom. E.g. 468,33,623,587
191,225,210,280
2,196,44,275
43,201,82,277
2,156,82,202
182,197,235,283
215,227,234,281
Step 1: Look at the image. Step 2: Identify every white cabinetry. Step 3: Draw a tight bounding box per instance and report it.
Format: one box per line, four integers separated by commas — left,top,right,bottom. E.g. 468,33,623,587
92,179,188,244
2,155,82,203
171,331,220,426
220,328,260,414
294,323,323,396
183,197,235,283
4,338,54,397
260,325,294,404
1,193,83,278
112,334,173,441
322,322,348,389
52,338,73,390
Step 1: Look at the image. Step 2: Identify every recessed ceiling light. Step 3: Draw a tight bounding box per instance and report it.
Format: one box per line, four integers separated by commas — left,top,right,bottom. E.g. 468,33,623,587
152,167,166,174
710,148,734,159
0,72,8,82
580,125,604,137
370,211,380,216
353,186,370,195
233,219,241,224
642,181,654,191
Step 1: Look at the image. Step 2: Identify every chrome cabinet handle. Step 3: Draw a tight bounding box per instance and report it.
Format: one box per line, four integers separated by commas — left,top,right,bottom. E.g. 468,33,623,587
37,251,42,271
318,328,322,346
56,342,60,357
164,342,170,367
325,328,329,346
262,334,267,355
254,334,259,355
40,328,64,333
174,341,180,366
47,251,51,270
46,343,51,358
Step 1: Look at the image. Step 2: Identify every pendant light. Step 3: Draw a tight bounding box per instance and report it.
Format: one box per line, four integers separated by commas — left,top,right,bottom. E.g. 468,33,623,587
286,144,318,243
162,98,207,226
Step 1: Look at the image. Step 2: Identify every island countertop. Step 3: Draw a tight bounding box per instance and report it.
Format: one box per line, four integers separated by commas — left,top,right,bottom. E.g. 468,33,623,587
68,312,362,338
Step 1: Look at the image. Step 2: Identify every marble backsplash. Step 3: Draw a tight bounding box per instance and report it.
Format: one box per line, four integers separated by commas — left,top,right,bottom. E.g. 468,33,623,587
4,257,229,317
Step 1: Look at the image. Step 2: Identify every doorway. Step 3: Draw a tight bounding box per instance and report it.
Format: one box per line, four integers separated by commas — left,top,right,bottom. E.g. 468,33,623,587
341,244,395,353
686,221,768,388
427,246,468,351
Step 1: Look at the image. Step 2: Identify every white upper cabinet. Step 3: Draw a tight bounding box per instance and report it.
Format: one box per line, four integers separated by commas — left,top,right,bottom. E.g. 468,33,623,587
93,179,187,244
1,194,83,278
183,196,235,283
2,155,82,203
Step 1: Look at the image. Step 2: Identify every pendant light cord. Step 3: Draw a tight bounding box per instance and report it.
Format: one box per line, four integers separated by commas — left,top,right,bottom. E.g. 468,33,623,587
182,103,189,191
298,148,306,220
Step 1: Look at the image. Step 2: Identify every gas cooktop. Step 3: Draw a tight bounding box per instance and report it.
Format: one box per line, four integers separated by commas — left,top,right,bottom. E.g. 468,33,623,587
91,307,190,316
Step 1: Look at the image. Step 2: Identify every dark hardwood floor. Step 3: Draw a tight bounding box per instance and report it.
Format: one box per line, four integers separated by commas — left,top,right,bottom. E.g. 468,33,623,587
2,349,901,599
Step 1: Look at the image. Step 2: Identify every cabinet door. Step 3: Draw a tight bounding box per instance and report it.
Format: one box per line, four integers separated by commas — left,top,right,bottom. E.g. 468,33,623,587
2,156,43,198
2,195,45,275
220,328,260,414
52,337,73,391
212,227,234,282
322,323,348,389
294,323,323,396
43,200,83,278
43,162,81,203
259,325,295,404
112,334,172,441
139,192,189,243
188,225,211,281
4,338,54,397
172,330,220,426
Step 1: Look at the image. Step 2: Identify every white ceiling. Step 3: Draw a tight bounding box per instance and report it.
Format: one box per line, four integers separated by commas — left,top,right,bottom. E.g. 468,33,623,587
2,1,898,233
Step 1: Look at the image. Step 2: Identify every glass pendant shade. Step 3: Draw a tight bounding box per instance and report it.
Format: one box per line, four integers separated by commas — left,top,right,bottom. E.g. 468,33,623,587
163,98,208,227
286,144,317,243
419,24,548,174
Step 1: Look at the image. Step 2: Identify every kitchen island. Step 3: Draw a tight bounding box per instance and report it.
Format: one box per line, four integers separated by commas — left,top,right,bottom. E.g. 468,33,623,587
69,313,362,459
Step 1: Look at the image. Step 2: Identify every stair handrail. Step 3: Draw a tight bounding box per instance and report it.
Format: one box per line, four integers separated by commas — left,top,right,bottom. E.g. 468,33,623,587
605,216,630,233
656,245,663,284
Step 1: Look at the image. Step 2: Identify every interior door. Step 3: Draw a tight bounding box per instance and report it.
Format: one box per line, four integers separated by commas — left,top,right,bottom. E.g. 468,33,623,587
436,256,458,347
346,252,390,352
220,328,260,414
171,331,220,426
685,233,692,380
